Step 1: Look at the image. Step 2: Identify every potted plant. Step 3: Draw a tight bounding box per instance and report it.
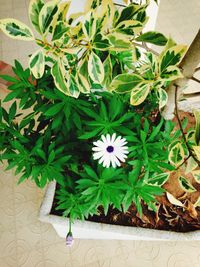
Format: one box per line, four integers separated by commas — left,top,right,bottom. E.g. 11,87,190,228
0,0,200,244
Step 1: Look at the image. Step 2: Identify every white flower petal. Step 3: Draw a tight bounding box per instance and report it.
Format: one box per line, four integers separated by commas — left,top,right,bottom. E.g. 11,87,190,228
93,151,105,160
106,134,111,143
93,140,105,148
111,133,116,143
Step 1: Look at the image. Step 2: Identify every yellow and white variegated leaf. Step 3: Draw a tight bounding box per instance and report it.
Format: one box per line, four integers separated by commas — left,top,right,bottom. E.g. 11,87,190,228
157,87,168,110
102,55,112,88
77,73,90,94
100,0,115,32
193,109,200,145
193,146,200,161
115,20,144,36
0,19,34,41
159,45,187,74
178,176,196,193
186,130,195,143
58,1,71,22
194,196,200,207
51,61,70,96
67,74,80,98
192,170,200,184
185,157,198,174
159,37,177,59
29,0,44,34
60,47,81,54
109,73,143,93
39,0,59,36
82,11,96,41
130,82,151,106
88,51,104,84
149,173,170,186
29,49,45,79
160,66,183,81
168,141,185,167
107,33,132,51
166,192,184,207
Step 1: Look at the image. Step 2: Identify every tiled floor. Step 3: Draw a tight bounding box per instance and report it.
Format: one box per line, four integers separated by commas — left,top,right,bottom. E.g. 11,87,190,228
1,0,200,266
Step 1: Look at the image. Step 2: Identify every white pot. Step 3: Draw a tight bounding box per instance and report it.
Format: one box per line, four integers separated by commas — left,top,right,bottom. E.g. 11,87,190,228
39,182,200,240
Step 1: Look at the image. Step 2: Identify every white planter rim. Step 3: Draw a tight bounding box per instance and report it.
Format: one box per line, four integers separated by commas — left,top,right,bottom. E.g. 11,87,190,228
39,182,200,240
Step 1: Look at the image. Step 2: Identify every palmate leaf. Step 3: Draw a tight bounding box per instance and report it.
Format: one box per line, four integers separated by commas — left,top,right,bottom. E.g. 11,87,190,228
0,19,34,41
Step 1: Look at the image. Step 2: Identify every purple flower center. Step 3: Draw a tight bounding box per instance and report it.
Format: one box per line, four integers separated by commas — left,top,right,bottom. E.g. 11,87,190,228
106,145,114,153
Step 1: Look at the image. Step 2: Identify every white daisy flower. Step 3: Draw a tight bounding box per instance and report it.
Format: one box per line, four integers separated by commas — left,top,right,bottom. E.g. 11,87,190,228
92,133,129,168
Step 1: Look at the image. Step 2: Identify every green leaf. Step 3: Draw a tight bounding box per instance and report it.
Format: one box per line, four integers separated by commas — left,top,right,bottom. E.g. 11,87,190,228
0,19,34,41
160,66,183,81
29,0,44,34
29,49,45,79
0,75,19,83
44,102,63,116
9,101,17,122
39,0,59,35
88,51,104,84
136,31,168,46
130,82,151,106
68,74,80,98
178,176,196,193
110,73,143,93
52,21,69,41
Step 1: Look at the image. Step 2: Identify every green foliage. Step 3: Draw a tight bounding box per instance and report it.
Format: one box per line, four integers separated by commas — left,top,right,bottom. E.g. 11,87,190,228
0,0,196,224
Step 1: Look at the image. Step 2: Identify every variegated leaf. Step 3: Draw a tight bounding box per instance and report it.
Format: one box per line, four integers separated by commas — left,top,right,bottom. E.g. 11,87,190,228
29,0,44,34
160,66,183,81
194,196,200,207
157,87,168,109
107,33,131,51
166,192,184,207
193,146,200,161
77,73,90,94
0,19,34,41
149,173,170,186
82,11,96,40
159,45,187,74
29,49,45,79
115,20,143,36
102,55,112,88
88,51,104,84
51,61,70,96
192,170,200,184
39,0,59,36
185,157,198,174
52,21,69,41
110,73,143,93
67,74,80,98
193,109,200,145
168,142,185,167
136,31,168,46
130,82,151,106
178,176,196,193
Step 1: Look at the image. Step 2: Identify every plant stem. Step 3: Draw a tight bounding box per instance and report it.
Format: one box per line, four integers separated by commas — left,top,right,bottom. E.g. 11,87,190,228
113,3,126,7
133,42,159,56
